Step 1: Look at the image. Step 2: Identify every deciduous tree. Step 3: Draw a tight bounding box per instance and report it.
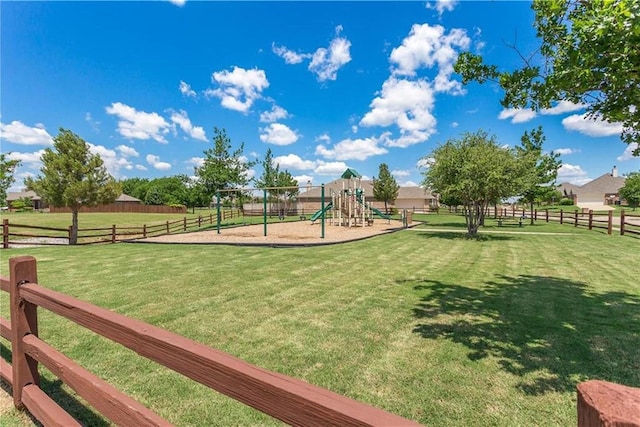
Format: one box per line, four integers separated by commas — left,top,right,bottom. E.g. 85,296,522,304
0,153,21,206
619,172,640,210
25,128,120,244
516,127,562,224
454,0,640,154
373,163,400,213
422,130,524,236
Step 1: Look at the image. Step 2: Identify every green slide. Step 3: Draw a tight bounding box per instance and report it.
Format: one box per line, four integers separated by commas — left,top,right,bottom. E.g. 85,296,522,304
310,202,333,222
370,206,391,219
356,195,391,219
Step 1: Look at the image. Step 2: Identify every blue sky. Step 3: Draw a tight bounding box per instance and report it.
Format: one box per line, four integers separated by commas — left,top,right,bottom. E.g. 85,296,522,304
2,0,639,192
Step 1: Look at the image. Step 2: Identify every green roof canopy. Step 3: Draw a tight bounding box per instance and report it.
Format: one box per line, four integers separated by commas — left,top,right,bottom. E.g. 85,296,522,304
341,168,362,179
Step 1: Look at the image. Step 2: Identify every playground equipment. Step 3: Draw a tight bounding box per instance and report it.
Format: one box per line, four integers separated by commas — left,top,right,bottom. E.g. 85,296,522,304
310,168,390,227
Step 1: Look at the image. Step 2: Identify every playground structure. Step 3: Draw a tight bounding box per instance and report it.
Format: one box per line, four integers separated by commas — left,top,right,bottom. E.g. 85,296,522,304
310,169,390,227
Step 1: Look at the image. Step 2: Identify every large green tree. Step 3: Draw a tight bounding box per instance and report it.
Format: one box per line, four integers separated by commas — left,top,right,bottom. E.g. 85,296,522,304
372,163,400,213
120,177,151,201
1,153,21,206
619,172,640,210
422,130,525,236
195,127,255,204
454,0,640,154
25,128,121,244
516,127,562,224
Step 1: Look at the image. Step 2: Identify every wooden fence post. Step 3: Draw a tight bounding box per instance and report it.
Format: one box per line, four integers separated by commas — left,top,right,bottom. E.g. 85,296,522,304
620,209,625,235
68,225,73,243
9,256,40,409
560,209,564,224
545,209,549,223
198,215,202,228
588,211,593,230
534,209,537,221
3,218,8,249
111,224,116,244
607,210,613,235
166,221,170,234
574,209,579,227
209,213,213,224
183,217,187,232
143,224,147,239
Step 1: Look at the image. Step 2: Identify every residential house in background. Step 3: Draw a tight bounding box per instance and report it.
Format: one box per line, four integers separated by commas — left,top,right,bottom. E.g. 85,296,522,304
556,166,627,210
5,190,46,211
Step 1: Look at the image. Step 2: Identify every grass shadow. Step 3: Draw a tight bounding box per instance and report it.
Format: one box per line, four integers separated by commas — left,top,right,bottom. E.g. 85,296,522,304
411,231,516,241
1,341,109,426
411,275,640,395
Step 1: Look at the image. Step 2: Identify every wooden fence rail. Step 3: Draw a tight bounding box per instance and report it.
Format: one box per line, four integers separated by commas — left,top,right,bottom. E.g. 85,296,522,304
1,210,246,248
0,256,420,426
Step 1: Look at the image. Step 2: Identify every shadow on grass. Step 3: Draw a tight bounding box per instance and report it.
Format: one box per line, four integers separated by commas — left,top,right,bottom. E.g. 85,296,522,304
1,342,109,426
411,275,640,395
412,231,516,241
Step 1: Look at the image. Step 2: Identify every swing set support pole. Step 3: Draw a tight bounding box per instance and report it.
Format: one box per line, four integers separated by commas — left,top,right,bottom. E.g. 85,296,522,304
263,189,268,237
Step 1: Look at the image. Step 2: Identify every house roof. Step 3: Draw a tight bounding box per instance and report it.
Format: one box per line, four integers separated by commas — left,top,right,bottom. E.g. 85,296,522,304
556,182,581,196
300,178,434,200
6,190,41,201
578,173,626,194
115,193,141,202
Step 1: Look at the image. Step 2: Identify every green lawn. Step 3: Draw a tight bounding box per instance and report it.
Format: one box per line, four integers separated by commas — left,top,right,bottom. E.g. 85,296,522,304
1,224,639,426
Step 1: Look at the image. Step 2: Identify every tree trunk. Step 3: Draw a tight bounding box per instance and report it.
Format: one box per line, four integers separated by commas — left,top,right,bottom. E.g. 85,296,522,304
530,201,535,225
384,200,388,214
70,208,79,245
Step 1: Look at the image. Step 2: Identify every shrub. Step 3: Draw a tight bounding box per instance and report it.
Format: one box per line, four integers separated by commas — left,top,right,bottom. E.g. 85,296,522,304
559,198,574,206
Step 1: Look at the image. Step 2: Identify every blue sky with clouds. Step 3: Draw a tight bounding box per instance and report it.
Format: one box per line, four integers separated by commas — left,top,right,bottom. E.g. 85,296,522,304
2,0,638,192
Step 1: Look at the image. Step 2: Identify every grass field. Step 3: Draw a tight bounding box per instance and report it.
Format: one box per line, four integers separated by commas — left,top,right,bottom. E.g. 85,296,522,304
1,215,639,426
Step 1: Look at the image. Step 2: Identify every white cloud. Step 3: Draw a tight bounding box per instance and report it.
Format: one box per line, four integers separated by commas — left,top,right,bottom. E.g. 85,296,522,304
169,110,207,141
389,24,469,89
400,180,419,187
498,108,537,124
426,0,458,16
558,163,591,185
540,101,585,115
259,123,299,145
272,43,309,64
553,148,580,156
169,0,186,6
259,105,289,123
562,114,624,137
416,157,435,169
116,145,139,157
186,157,205,167
315,133,331,143
360,77,437,147
392,169,410,177
6,150,46,167
273,154,316,170
314,161,349,176
105,102,171,143
315,135,388,161
293,174,314,186
88,143,133,177
308,29,352,82
135,164,148,171
274,26,352,82
207,66,269,113
617,143,639,161
451,121,459,128
85,112,100,132
146,154,172,171
0,121,53,145
179,80,197,98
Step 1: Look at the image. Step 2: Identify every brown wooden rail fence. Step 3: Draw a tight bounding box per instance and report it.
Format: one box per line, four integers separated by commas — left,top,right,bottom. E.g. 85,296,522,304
1,210,242,248
0,256,421,426
482,206,640,237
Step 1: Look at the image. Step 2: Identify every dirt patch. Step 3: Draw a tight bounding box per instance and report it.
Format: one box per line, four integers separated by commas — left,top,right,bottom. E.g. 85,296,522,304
136,219,408,246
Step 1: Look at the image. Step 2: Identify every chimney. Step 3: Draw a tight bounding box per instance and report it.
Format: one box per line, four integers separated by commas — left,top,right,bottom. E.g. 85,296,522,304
612,165,618,177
